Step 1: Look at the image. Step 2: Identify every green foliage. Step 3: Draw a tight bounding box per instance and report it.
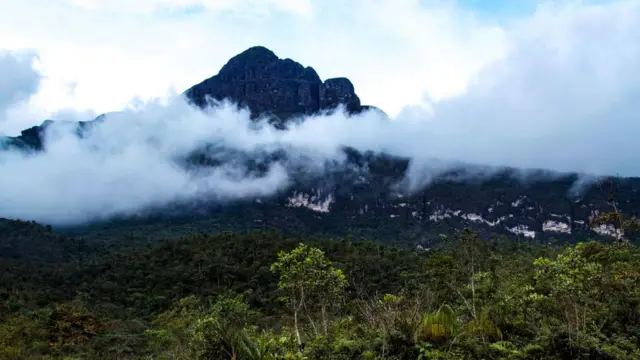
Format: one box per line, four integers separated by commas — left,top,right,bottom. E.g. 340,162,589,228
271,243,348,344
2,228,640,359
47,300,103,353
417,305,457,341
0,312,50,359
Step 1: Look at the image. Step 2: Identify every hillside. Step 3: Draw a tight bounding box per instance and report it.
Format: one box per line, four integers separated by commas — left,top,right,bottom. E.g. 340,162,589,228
2,228,640,359
0,218,93,263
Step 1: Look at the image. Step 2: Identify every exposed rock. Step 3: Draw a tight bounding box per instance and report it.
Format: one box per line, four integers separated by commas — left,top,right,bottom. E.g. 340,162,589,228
319,77,361,113
2,121,53,151
3,117,103,151
185,46,367,126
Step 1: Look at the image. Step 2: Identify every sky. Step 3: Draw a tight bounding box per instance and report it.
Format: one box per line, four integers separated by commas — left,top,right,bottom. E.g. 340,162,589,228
0,0,531,133
0,0,630,130
1,0,640,225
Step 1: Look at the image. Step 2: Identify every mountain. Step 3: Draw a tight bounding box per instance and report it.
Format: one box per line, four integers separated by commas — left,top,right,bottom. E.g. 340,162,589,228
184,46,380,126
3,46,640,246
0,117,104,152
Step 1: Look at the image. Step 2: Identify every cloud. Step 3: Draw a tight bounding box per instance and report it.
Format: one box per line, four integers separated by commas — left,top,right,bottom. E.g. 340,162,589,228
416,0,640,176
58,0,313,17
0,99,293,225
49,108,97,122
0,50,42,126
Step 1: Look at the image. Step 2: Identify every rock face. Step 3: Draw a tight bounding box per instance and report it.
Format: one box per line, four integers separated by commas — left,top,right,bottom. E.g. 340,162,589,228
1,121,52,151
184,46,365,125
2,119,100,152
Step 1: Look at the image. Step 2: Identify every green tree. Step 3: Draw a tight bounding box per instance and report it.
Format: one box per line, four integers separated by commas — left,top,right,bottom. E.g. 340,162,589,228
270,243,347,345
533,243,605,351
148,293,260,360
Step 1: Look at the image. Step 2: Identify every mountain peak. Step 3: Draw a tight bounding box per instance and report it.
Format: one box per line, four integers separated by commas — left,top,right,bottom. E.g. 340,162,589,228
185,46,365,125
225,46,279,66
4,46,371,151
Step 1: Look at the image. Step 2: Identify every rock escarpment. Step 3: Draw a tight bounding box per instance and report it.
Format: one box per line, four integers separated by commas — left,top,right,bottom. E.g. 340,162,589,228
184,46,369,126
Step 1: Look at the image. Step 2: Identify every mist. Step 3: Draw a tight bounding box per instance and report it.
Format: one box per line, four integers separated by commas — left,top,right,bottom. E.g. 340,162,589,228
0,50,42,130
1,0,640,225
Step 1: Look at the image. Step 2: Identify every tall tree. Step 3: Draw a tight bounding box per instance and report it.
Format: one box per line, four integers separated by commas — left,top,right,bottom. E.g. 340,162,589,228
270,243,347,345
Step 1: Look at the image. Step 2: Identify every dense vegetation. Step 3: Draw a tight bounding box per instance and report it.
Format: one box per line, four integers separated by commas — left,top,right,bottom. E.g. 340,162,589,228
2,212,640,360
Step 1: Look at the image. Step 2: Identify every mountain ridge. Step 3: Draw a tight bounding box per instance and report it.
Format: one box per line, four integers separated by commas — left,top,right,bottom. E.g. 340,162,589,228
2,46,640,246
184,45,376,126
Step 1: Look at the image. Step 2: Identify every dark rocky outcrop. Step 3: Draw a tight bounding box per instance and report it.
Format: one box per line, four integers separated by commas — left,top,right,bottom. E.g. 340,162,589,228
184,46,367,126
1,121,53,151
1,118,102,151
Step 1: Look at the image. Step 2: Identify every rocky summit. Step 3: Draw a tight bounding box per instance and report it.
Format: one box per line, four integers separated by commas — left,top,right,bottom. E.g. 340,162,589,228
1,46,375,150
184,46,371,126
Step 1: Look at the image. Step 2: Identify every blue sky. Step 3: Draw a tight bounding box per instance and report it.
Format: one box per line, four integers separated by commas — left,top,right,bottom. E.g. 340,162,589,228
459,0,537,15
458,0,613,15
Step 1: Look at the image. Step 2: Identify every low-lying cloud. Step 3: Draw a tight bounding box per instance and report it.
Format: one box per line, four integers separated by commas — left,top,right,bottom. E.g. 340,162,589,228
418,0,640,177
0,101,295,225
1,0,639,225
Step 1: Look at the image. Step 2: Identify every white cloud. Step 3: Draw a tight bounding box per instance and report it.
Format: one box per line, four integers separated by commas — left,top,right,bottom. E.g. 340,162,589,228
59,0,313,18
49,108,97,122
0,99,292,225
419,0,640,176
